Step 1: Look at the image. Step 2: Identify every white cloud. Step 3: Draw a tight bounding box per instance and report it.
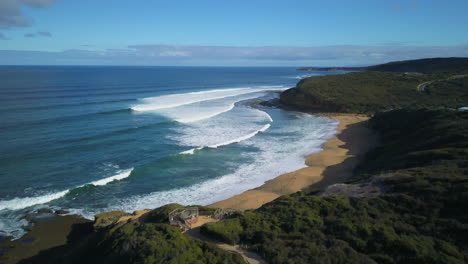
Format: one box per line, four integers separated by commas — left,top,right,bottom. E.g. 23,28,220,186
0,0,55,28
1,44,467,66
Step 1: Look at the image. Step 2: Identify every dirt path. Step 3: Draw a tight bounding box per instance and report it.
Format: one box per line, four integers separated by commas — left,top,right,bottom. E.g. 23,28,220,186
186,216,266,264
417,80,433,92
417,74,468,92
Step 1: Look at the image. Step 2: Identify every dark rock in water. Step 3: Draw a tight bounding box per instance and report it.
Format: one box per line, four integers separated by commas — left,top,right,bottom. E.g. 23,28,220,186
0,234,11,244
280,87,346,112
246,98,281,108
22,211,55,225
20,237,35,244
93,211,129,229
36,208,54,214
54,209,69,215
0,245,12,260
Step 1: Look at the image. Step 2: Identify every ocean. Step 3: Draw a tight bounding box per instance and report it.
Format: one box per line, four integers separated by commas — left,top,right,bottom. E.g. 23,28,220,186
0,66,338,238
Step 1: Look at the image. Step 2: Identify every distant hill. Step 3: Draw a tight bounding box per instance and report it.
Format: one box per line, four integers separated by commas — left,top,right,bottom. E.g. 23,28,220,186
367,57,468,73
297,66,366,72
284,58,468,114
299,57,468,73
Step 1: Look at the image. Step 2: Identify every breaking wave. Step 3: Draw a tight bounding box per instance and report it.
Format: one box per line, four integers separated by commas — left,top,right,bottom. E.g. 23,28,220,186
0,168,133,211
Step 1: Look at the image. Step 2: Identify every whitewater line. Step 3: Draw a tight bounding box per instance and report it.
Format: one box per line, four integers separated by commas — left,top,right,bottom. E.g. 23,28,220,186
131,88,253,112
130,86,286,112
180,123,271,155
175,103,236,123
0,168,133,211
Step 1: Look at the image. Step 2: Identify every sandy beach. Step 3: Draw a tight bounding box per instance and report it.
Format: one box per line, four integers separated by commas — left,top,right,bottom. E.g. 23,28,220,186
209,113,376,210
0,113,376,264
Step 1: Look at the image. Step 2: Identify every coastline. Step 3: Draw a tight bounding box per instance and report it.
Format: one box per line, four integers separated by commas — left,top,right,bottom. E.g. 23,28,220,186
209,113,376,210
0,113,376,264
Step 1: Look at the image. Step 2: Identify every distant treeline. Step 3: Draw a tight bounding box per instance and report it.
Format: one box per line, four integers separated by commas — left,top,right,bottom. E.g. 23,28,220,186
299,57,468,73
283,59,468,114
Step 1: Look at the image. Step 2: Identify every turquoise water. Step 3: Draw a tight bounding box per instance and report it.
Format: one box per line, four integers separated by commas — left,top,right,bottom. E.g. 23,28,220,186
0,66,338,238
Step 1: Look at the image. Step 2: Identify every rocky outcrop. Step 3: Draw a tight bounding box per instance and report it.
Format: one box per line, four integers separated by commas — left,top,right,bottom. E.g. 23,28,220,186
279,87,347,112
93,211,129,229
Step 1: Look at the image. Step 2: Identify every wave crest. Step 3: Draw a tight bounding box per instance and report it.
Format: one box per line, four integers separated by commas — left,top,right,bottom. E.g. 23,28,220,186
0,168,133,211
180,123,271,155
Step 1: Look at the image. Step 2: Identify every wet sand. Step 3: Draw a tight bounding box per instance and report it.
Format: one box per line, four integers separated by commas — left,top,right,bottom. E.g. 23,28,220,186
209,113,376,210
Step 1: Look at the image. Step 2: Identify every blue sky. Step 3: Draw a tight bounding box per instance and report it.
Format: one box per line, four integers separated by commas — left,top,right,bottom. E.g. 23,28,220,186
0,0,467,66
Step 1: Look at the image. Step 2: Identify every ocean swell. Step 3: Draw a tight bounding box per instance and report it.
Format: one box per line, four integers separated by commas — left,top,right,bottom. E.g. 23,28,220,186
0,168,133,211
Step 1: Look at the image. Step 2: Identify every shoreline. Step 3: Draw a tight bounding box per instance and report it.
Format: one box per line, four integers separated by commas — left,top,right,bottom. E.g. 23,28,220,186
209,113,376,210
0,113,376,264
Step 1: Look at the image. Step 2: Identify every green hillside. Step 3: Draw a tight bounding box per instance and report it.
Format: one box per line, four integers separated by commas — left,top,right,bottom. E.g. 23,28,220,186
281,71,468,113
202,109,468,264
367,57,468,73
16,205,246,264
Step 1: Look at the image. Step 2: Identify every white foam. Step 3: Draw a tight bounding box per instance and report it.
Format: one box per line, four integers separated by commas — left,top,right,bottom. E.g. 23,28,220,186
253,108,273,122
180,148,198,155
180,123,271,155
132,86,285,125
89,168,133,186
106,114,338,213
131,86,286,112
175,103,235,123
0,168,133,211
172,106,273,147
292,73,321,80
209,123,271,148
132,88,250,112
0,190,70,211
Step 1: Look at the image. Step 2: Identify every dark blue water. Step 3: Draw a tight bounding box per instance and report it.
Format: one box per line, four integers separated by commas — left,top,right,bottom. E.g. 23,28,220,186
0,66,338,238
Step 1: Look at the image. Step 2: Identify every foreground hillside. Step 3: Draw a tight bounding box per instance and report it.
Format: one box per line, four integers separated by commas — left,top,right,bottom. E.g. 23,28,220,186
9,204,246,264
202,109,468,264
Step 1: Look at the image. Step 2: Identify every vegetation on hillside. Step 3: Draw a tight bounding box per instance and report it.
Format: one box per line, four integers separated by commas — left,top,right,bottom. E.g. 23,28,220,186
280,71,468,113
18,204,246,264
298,57,468,73
202,109,468,264
14,58,468,264
366,57,468,73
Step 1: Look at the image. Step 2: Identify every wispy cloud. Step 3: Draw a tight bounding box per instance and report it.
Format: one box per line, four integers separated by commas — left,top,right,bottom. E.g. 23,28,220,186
125,44,468,62
23,31,51,37
37,31,51,37
1,44,467,66
0,0,55,28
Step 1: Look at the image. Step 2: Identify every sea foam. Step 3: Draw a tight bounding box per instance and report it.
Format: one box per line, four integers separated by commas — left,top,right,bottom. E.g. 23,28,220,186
180,123,271,155
131,88,253,112
130,86,286,128
0,168,133,211
105,113,338,213
131,86,286,112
